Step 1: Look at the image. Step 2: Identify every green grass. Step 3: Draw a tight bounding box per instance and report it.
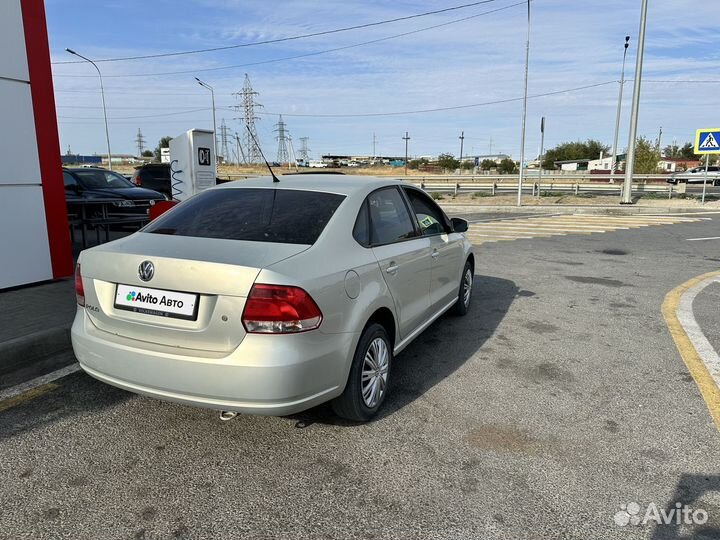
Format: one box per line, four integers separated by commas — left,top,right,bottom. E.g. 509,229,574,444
431,192,444,200
472,191,494,198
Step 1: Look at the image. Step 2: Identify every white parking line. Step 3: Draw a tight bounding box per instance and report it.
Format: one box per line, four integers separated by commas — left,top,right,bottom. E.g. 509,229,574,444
0,363,81,402
677,277,720,389
687,236,720,242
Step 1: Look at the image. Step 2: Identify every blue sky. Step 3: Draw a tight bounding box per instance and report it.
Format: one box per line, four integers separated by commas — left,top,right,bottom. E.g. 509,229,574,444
47,0,719,160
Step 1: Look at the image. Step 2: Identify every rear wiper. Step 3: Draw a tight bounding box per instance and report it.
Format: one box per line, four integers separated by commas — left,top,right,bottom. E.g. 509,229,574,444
150,228,177,235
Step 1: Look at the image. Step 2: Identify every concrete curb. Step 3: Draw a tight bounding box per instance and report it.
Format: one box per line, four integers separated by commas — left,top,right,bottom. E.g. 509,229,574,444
438,204,720,215
0,326,75,390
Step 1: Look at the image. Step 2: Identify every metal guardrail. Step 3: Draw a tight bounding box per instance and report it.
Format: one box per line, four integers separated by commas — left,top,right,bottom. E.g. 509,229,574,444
408,180,677,197
216,172,681,197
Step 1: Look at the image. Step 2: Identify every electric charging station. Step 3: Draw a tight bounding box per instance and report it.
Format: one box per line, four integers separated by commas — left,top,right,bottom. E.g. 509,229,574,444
168,129,216,201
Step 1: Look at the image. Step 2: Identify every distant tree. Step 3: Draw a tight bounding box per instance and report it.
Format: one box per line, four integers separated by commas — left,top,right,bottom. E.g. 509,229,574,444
498,158,518,174
680,142,696,159
461,160,474,170
633,136,661,174
437,153,460,171
141,149,154,158
154,136,173,162
663,143,680,158
664,142,696,160
408,158,429,170
479,159,496,171
542,139,610,169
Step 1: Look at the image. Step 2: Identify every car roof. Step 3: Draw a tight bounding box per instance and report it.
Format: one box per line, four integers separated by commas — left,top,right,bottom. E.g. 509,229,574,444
216,174,405,196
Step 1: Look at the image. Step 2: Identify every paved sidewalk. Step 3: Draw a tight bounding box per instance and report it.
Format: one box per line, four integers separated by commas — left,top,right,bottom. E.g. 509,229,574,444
0,279,76,390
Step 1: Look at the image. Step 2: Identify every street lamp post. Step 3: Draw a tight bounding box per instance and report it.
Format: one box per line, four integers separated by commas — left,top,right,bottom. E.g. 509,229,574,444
621,0,649,204
610,36,631,182
65,48,112,170
194,77,217,167
516,0,531,207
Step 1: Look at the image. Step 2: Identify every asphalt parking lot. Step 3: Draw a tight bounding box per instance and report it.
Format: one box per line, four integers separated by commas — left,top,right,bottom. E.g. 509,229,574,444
1,211,720,540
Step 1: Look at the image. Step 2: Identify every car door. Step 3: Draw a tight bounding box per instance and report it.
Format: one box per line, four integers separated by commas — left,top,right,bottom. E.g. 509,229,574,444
402,186,464,311
367,187,432,339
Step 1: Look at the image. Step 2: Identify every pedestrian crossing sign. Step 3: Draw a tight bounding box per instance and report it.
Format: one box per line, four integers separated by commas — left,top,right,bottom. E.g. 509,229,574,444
695,128,720,154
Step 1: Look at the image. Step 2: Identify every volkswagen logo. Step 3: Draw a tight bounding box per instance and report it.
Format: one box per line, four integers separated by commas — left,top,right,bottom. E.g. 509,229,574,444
138,261,154,282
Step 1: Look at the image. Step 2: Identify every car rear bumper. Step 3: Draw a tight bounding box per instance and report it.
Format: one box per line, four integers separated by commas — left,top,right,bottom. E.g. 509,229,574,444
71,309,357,415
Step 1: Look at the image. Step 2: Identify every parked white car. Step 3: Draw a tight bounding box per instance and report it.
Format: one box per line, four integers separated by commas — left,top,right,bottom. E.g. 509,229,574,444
71,176,474,421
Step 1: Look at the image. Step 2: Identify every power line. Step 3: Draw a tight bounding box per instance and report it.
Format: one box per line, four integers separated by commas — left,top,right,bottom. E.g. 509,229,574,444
57,107,210,120
274,115,290,163
55,79,677,123
53,0,500,65
258,81,618,118
52,1,524,79
135,128,146,156
234,74,263,164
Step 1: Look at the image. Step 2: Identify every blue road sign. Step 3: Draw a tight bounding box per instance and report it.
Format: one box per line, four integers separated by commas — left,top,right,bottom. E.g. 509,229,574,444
695,128,720,154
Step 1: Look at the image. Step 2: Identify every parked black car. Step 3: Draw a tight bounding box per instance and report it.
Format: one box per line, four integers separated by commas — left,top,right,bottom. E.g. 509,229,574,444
131,163,172,198
63,167,166,214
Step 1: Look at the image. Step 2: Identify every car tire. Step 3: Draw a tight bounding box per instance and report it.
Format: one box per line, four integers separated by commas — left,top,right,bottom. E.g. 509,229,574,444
450,260,473,316
332,323,392,422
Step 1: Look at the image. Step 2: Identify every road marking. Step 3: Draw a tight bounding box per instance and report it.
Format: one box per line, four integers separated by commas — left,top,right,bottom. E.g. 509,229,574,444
687,236,720,241
0,363,81,412
662,272,720,431
467,213,704,246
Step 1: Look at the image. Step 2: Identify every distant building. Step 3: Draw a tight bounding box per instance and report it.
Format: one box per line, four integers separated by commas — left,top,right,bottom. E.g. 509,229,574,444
472,154,511,165
555,155,625,172
658,158,700,173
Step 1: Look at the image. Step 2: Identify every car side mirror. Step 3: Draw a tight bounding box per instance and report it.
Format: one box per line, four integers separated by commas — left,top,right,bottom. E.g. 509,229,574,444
451,217,468,233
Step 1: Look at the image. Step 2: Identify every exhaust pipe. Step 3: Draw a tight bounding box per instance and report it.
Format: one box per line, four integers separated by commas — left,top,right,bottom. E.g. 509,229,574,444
219,411,238,421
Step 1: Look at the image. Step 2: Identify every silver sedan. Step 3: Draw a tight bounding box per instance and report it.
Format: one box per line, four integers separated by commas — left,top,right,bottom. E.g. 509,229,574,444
71,175,474,421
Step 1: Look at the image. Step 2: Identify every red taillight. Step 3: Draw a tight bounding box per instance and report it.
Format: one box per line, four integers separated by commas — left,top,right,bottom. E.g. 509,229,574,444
75,263,85,306
242,284,322,334
132,173,141,185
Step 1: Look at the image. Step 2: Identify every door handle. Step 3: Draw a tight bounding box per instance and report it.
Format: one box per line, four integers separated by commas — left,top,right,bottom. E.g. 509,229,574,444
386,264,399,275
431,249,440,258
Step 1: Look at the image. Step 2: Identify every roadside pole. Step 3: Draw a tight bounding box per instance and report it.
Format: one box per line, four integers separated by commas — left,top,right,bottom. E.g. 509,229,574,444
610,36,630,183
516,0,531,207
537,116,545,197
621,0,649,204
702,154,709,204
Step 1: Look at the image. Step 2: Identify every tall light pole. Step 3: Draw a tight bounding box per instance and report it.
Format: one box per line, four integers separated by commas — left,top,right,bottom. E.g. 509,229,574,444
610,36,630,182
195,77,217,166
621,0,649,204
66,48,112,170
516,0,531,207
402,132,410,176
459,131,465,165
537,116,545,197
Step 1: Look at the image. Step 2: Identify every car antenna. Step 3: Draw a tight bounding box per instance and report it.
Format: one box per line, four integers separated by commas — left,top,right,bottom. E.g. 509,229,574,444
245,125,279,183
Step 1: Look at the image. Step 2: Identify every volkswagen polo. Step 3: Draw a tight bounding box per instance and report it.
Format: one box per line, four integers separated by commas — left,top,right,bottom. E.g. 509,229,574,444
71,175,473,421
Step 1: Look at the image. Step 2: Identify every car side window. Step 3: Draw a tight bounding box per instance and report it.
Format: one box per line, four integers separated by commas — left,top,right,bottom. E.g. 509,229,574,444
403,187,449,236
368,187,417,245
63,172,78,189
353,201,371,247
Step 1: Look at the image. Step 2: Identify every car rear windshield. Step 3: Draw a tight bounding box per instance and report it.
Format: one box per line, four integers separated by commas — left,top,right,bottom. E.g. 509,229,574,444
144,188,345,245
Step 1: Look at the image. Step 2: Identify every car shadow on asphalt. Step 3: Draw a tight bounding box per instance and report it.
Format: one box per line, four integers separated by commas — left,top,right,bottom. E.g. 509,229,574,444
0,372,131,443
650,473,720,539
290,274,519,426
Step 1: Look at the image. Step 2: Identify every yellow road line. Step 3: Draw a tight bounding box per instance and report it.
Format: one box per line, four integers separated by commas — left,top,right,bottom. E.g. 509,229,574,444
0,382,59,413
662,271,720,431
